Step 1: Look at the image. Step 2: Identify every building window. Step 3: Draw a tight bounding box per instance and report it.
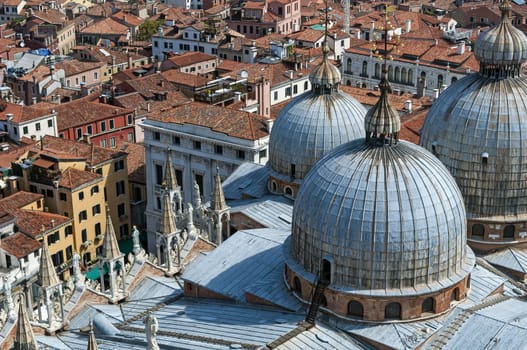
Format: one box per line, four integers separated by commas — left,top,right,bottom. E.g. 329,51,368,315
23,126,28,134
91,185,99,196
81,229,87,242
46,189,54,198
95,223,101,236
109,119,114,129
76,128,82,139
504,225,515,239
472,223,484,237
274,91,278,100
285,87,291,97
92,204,101,216
110,137,116,148
348,301,363,318
65,225,72,236
214,145,223,154
155,164,163,185
78,191,84,200
385,302,402,320
101,121,106,131
128,132,134,142
237,150,245,159
194,174,203,195
79,210,87,221
116,180,125,196
95,168,103,175
259,149,267,159
118,203,126,217
114,159,125,172
66,245,73,260
154,131,160,141
422,297,435,314
193,140,201,150
119,224,129,237
172,136,180,145
304,81,308,90
101,139,107,148
87,125,92,135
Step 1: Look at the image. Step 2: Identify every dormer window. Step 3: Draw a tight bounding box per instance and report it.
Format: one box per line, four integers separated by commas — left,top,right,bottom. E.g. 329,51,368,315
481,152,489,165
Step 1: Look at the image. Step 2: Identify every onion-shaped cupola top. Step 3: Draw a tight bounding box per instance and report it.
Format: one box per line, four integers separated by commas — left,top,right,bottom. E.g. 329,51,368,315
474,0,527,78
309,42,341,94
364,70,400,146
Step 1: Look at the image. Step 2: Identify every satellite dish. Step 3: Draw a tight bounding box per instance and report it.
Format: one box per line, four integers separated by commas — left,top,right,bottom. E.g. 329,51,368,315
240,70,248,79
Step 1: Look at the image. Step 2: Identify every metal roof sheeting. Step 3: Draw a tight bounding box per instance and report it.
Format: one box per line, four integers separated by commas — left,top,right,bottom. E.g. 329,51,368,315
182,228,290,302
484,248,527,275
223,162,270,200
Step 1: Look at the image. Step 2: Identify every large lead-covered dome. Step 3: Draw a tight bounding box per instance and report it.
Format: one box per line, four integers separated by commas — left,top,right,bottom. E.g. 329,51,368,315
420,0,527,219
291,139,472,291
268,42,366,195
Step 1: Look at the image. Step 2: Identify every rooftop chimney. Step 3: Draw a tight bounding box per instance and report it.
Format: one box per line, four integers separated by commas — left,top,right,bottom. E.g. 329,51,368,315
457,41,465,55
405,100,412,113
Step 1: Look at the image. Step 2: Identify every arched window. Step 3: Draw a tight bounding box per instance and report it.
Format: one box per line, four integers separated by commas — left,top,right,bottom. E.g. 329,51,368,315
347,58,352,73
375,63,380,78
472,224,484,237
285,187,293,196
385,302,402,320
401,67,407,84
271,181,277,192
388,66,394,81
348,301,363,318
293,277,302,295
437,74,444,89
346,80,351,86
504,225,515,239
451,77,457,84
362,61,368,77
395,67,401,82
420,71,426,81
422,297,435,314
321,258,331,283
451,288,460,302
408,69,414,84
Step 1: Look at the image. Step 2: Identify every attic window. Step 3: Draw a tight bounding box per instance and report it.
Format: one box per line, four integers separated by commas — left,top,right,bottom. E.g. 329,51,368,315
481,152,489,165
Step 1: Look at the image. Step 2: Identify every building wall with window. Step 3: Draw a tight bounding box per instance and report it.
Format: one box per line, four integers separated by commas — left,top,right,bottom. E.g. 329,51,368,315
0,110,58,143
141,102,270,251
56,101,135,146
271,75,310,105
152,31,221,60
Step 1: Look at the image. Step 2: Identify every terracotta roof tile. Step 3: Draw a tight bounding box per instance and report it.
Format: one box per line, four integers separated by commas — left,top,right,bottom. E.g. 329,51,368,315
116,73,180,99
113,91,190,115
0,191,43,209
1,232,40,259
54,59,105,77
13,210,72,239
58,167,103,189
148,101,269,141
161,70,211,87
118,142,144,184
81,17,129,35
166,52,217,67
53,99,131,130
32,135,127,166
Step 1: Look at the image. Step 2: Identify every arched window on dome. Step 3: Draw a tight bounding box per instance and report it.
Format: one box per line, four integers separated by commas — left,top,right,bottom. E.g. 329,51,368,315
437,74,444,89
472,224,485,238
374,63,380,79
346,80,351,86
362,61,368,77
348,301,363,319
321,258,331,284
421,297,435,314
408,69,414,85
271,181,277,193
347,58,352,73
385,302,402,320
451,288,460,302
504,225,515,239
285,186,293,197
395,67,401,82
293,277,302,296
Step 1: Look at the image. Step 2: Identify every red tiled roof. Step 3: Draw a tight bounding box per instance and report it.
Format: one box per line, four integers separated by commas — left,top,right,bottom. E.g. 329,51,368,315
33,135,127,166
54,59,105,77
0,191,43,209
118,142,144,184
81,17,129,35
165,52,217,67
1,232,40,259
53,99,132,130
148,102,270,141
58,167,103,189
13,210,72,238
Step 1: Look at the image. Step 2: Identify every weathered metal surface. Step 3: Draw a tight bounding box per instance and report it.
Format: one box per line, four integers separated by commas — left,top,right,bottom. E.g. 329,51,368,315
292,139,471,292
269,91,366,181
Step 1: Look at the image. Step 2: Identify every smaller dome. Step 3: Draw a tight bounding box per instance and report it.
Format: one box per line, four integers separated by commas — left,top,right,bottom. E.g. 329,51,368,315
309,59,341,89
365,75,400,145
474,0,527,72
